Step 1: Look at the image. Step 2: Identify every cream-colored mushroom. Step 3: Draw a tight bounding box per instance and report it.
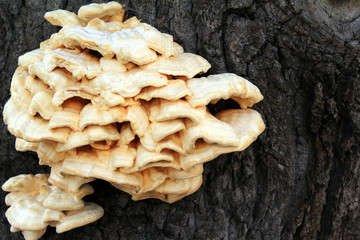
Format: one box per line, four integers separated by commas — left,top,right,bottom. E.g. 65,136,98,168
105,145,137,169
55,202,104,233
5,198,48,230
136,168,167,194
100,57,127,72
5,192,31,206
149,99,206,124
3,98,71,143
78,1,124,22
148,118,186,142
9,68,33,109
46,25,159,64
29,88,57,120
48,163,95,193
3,2,266,239
180,109,266,170
56,124,121,152
118,122,136,145
90,68,168,97
136,79,192,101
18,49,44,69
28,61,76,90
22,229,47,240
25,75,49,95
134,23,177,56
15,138,40,152
78,103,126,130
2,174,102,240
121,145,177,173
48,99,84,130
140,131,184,154
60,151,143,190
37,140,67,165
181,111,241,154
43,48,102,80
141,53,211,78
132,175,203,203
42,209,64,222
42,185,85,211
51,84,96,106
45,10,85,27
2,174,49,193
186,73,264,108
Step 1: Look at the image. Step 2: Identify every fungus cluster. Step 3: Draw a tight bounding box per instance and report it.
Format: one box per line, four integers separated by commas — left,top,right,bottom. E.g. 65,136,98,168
2,2,265,239
2,174,103,240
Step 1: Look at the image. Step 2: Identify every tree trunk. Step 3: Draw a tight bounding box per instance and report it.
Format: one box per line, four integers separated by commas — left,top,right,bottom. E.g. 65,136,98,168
0,0,359,239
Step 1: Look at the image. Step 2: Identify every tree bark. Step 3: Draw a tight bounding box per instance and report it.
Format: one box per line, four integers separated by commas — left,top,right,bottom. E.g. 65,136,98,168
0,0,359,239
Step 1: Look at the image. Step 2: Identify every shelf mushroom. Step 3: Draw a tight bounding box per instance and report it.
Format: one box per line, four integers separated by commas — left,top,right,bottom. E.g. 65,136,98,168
2,2,265,239
2,174,103,240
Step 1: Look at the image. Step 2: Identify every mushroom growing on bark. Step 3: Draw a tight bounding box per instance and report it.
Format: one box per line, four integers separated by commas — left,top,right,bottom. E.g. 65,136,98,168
2,2,265,239
2,174,103,240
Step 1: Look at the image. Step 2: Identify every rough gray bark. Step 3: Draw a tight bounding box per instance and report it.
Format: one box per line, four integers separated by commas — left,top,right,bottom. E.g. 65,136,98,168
0,0,359,239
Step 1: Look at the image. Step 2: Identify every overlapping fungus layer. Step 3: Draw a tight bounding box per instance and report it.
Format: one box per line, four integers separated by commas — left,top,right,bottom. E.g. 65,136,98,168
3,2,265,239
2,174,103,239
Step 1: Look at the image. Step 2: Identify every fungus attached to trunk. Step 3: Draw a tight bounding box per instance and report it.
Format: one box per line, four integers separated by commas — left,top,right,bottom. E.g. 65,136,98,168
2,174,103,240
2,2,265,239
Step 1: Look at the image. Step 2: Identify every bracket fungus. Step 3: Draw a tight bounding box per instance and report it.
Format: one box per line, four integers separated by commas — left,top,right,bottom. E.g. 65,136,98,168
2,174,103,240
2,2,265,239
